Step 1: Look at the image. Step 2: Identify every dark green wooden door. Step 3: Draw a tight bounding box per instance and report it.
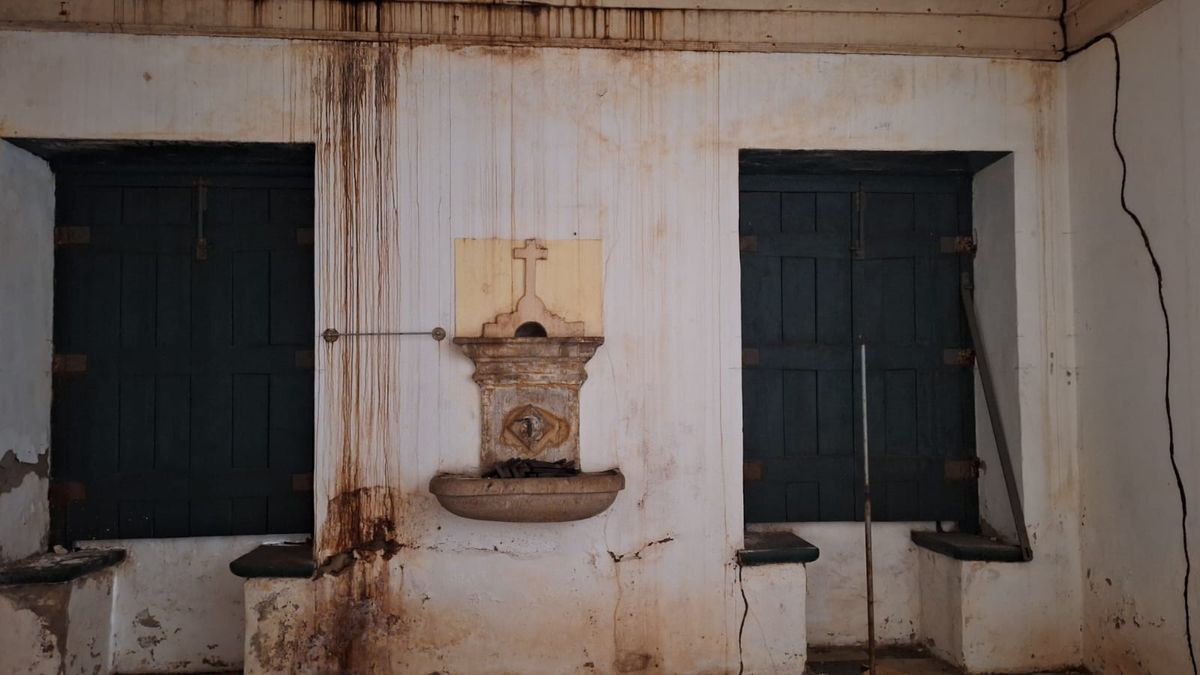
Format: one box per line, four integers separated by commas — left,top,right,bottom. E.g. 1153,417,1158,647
741,173,976,524
51,164,314,542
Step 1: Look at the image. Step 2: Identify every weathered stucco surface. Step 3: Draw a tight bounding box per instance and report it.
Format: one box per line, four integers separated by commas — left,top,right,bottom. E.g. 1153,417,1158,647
0,139,53,563
764,523,922,646
0,28,1078,673
1068,0,1200,672
0,569,115,675
79,536,303,674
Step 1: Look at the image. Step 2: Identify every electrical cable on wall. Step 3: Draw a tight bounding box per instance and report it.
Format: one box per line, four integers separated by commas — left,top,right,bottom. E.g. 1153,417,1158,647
1065,31,1198,675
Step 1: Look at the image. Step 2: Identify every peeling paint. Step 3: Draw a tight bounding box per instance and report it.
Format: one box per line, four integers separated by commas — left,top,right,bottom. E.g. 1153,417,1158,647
0,449,49,496
1,583,71,663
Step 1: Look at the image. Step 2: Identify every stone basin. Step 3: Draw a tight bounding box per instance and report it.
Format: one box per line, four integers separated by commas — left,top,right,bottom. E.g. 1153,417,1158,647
428,470,625,522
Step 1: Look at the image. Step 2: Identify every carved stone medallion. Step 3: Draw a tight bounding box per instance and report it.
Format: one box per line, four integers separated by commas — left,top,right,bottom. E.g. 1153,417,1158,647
501,404,570,456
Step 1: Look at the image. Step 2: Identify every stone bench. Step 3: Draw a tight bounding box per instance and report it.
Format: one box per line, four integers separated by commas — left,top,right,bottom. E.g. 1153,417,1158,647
0,549,125,675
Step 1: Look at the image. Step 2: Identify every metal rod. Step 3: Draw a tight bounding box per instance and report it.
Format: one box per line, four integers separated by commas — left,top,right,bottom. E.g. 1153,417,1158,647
321,327,447,343
860,341,876,675
960,274,1032,561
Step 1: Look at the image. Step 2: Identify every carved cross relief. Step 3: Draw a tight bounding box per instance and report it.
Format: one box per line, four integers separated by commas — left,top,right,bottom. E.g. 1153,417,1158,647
481,239,585,338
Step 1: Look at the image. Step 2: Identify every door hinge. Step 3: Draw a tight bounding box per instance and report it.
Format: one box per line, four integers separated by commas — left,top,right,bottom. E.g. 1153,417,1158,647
943,348,976,367
54,227,91,247
744,461,763,482
296,228,314,246
740,235,758,252
742,348,760,366
292,473,314,492
49,481,87,506
52,354,88,376
940,236,977,255
294,350,314,370
944,458,982,482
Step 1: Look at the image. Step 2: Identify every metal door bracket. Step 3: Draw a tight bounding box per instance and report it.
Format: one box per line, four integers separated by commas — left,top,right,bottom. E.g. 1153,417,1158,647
943,348,976,367
54,227,91,247
49,481,86,505
851,184,866,258
52,354,88,376
194,180,209,261
292,473,314,492
941,236,977,255
961,273,1033,561
944,458,982,481
743,460,763,482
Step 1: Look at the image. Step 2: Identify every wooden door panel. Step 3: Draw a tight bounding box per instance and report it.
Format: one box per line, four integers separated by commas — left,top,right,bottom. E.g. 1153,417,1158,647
742,172,976,524
51,167,314,543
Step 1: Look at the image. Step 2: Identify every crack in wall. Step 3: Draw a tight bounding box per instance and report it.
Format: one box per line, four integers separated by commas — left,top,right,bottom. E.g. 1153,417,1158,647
736,563,747,675
607,536,673,564
1067,32,1198,675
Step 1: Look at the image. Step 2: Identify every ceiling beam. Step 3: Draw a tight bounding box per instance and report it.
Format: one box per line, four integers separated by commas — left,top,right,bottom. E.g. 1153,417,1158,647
1064,0,1163,51
0,0,1064,60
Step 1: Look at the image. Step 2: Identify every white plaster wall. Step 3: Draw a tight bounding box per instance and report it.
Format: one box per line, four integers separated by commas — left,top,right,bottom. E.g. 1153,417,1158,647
1067,0,1200,672
758,523,921,646
0,568,115,675
739,562,807,674
918,548,964,664
972,154,1024,542
0,590,63,675
65,570,116,675
0,139,53,563
80,536,303,673
0,30,1078,672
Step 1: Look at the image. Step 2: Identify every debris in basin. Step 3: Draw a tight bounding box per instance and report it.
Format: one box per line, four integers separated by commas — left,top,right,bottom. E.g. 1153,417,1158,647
485,458,580,478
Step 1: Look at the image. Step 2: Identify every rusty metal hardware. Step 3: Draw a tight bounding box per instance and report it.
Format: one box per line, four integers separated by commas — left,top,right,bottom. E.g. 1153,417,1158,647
321,327,447,343
294,350,314,369
292,473,314,492
49,481,86,505
851,184,866,259
961,272,1033,561
739,235,758,252
194,180,209,261
944,457,983,481
859,341,877,673
941,236,977,255
52,354,87,376
296,228,314,246
54,227,91,246
743,460,763,482
742,348,760,366
943,348,976,367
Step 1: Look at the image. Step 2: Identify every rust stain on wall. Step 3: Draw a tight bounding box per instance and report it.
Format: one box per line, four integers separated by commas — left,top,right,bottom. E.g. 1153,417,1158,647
307,38,410,671
318,558,400,672
0,583,71,662
314,40,403,562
